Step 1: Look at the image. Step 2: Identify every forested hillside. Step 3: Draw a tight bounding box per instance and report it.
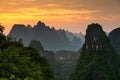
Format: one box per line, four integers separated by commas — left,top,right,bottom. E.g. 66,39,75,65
70,23,120,80
0,25,57,80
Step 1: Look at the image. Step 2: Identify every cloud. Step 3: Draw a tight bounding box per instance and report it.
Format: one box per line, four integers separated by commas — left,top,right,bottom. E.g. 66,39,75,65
0,6,101,28
24,0,37,1
4,7,100,15
45,4,57,7
8,2,17,6
0,0,120,34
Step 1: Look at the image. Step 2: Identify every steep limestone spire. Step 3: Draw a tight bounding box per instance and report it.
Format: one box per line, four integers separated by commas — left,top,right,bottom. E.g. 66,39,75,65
70,23,120,80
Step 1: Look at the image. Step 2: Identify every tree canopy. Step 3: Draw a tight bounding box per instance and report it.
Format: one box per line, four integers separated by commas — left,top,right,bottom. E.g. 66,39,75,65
0,24,5,33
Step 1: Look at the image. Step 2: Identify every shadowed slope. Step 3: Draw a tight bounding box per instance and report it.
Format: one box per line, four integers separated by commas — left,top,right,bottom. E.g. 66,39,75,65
70,23,120,80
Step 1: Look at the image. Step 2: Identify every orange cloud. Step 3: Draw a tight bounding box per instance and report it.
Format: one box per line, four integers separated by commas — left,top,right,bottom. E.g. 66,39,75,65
24,0,37,1
0,7,100,23
0,0,120,34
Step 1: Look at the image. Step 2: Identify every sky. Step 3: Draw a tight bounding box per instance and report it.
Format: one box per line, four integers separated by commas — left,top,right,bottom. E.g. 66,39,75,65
0,0,120,34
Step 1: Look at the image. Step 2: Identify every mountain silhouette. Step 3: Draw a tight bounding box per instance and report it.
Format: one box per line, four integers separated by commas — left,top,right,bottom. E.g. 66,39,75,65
74,32,85,43
9,21,83,51
109,27,120,55
70,23,120,80
65,31,84,49
9,24,32,45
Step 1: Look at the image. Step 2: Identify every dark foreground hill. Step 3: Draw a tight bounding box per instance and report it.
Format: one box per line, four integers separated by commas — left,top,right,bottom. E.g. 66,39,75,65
109,27,120,55
9,21,83,51
70,23,120,80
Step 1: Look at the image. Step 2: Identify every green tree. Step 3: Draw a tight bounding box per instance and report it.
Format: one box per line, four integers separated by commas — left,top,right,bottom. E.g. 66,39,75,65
0,24,5,33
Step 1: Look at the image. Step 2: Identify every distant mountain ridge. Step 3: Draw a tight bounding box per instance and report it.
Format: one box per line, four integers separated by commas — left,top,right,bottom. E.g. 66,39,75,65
65,31,84,44
9,21,84,51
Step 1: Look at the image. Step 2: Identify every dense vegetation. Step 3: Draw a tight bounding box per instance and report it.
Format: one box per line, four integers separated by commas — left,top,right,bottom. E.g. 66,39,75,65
0,25,56,80
70,23,120,80
29,40,79,80
54,51,78,80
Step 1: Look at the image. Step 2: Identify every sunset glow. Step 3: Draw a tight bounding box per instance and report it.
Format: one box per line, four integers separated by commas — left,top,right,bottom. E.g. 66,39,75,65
0,0,120,34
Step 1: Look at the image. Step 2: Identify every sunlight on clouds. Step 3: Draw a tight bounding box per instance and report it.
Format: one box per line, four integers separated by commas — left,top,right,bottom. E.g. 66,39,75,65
45,4,57,7
0,7,100,24
0,13,34,20
0,0,119,34
8,2,17,6
10,8,100,16
98,15,120,21
84,16,95,20
24,0,37,2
